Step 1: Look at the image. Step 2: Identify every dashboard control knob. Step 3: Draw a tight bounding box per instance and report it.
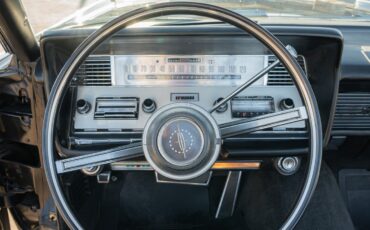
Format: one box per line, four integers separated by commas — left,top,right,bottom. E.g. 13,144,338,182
76,99,91,114
214,98,228,113
280,98,295,110
275,157,300,176
142,98,156,113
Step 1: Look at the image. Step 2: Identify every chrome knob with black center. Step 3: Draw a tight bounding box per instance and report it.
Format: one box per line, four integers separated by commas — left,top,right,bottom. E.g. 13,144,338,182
142,98,156,113
143,103,221,180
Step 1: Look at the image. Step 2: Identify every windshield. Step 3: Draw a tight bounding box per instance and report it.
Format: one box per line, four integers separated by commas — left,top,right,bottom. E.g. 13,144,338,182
22,0,370,32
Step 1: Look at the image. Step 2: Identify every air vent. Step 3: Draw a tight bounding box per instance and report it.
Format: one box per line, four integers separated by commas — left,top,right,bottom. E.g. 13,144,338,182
74,56,112,86
267,55,306,86
333,93,370,132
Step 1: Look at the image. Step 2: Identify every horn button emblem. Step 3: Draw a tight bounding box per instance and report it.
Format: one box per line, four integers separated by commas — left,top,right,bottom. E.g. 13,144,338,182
157,118,205,167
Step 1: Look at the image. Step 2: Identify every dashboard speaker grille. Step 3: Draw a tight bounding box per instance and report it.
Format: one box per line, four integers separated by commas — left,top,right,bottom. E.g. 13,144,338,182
333,93,370,131
73,56,112,86
267,55,306,86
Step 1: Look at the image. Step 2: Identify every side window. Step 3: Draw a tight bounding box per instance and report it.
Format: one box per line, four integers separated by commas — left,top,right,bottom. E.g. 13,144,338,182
0,44,5,55
0,43,8,59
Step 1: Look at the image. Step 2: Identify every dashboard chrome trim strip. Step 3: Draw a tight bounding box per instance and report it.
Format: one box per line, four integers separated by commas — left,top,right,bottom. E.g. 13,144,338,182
110,161,262,171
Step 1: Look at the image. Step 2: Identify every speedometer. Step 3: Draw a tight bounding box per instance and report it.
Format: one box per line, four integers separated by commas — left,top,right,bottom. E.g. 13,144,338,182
113,55,266,86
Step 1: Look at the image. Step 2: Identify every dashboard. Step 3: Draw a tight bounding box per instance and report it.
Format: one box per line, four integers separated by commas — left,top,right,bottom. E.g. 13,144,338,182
73,54,304,133
40,25,345,156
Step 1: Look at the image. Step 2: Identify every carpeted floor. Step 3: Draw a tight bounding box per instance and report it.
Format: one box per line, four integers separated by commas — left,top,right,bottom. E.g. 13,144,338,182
86,160,354,230
238,161,354,230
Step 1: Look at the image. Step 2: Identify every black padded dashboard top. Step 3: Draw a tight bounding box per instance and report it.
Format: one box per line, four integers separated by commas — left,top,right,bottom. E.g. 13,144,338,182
337,26,370,80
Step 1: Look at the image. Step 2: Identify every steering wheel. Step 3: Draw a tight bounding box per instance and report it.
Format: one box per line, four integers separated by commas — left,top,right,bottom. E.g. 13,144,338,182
42,2,322,229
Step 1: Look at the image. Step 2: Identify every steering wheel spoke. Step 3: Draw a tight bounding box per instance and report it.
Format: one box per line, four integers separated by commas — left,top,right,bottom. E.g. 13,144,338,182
220,106,308,138
55,142,143,174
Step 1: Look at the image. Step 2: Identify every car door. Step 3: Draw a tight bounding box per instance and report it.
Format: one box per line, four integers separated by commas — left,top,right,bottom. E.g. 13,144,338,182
0,1,56,229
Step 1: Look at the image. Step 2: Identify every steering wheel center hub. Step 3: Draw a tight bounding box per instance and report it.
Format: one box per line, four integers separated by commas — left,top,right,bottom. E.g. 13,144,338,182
143,103,221,180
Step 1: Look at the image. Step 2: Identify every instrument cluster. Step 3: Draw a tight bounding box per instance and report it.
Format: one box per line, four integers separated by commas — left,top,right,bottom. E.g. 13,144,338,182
70,54,306,140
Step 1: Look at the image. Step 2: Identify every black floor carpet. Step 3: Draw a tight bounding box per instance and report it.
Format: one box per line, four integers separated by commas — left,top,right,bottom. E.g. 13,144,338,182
238,162,354,230
77,161,354,229
339,169,370,230
326,137,370,229
99,172,246,230
296,163,354,230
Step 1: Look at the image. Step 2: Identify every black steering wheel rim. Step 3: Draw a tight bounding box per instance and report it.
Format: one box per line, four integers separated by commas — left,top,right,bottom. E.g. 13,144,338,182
42,2,322,229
